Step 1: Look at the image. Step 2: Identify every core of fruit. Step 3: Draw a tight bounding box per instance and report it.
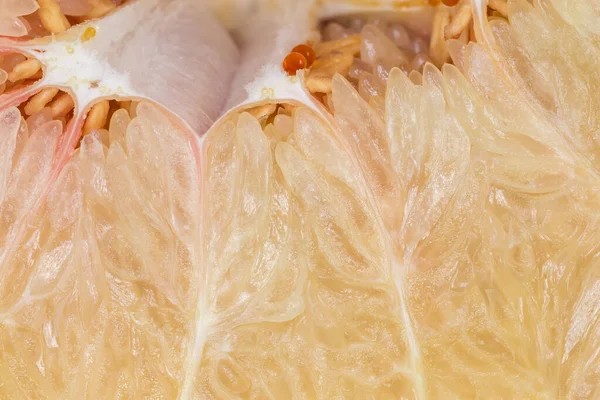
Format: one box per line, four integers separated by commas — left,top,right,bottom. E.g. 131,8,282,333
2,0,600,398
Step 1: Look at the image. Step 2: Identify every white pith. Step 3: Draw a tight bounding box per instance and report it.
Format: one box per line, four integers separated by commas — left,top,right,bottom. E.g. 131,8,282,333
5,1,149,115
28,28,140,111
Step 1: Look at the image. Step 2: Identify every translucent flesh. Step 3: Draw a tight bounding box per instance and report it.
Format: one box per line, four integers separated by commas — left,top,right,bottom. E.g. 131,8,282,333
0,102,200,398
0,0,39,19
0,16,30,38
1,0,600,399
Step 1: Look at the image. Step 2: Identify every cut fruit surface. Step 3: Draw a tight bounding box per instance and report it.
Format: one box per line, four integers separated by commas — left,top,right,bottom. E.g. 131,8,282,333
2,0,600,398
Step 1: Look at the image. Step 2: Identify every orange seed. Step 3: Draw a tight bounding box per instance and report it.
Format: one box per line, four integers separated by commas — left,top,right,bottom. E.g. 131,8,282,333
282,52,308,76
291,44,316,67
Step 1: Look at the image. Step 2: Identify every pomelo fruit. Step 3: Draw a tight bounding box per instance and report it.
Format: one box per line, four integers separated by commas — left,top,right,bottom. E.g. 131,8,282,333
2,0,600,398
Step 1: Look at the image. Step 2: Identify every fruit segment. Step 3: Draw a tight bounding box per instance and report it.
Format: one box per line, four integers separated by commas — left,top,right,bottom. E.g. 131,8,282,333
193,104,423,398
0,102,201,398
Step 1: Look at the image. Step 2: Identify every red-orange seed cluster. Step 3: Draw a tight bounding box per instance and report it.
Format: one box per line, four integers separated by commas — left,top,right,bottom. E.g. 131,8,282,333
283,43,316,76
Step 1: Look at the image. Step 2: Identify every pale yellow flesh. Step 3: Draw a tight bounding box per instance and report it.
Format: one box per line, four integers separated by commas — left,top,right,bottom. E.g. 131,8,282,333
1,0,600,399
